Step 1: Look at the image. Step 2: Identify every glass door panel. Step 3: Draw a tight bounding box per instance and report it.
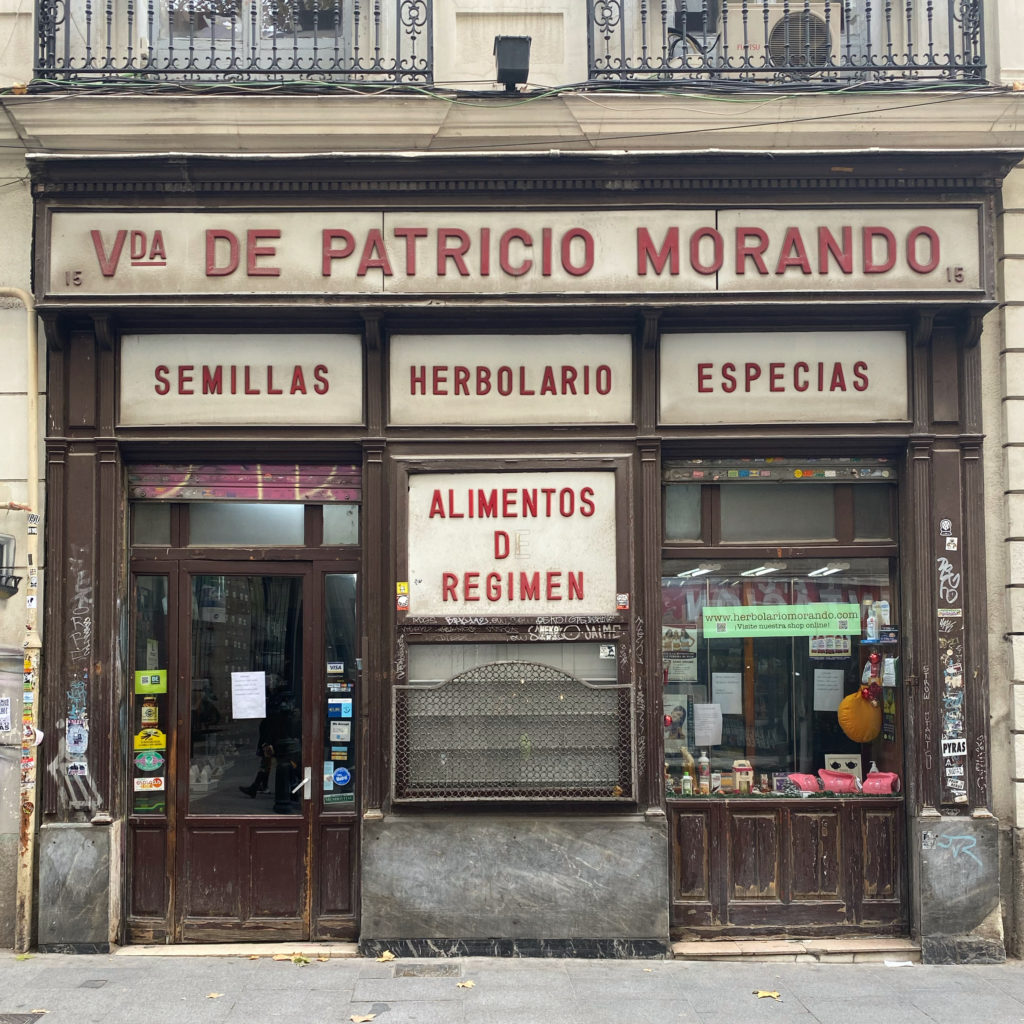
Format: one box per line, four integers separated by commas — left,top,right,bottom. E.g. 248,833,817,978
132,575,171,814
189,574,304,815
322,574,358,810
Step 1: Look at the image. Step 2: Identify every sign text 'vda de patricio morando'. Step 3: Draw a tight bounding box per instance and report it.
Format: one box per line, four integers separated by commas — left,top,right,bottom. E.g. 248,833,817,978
407,472,617,617
48,208,982,297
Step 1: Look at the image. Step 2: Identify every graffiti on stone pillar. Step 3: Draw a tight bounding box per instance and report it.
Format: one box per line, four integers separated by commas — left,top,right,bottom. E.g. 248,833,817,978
937,517,967,805
49,547,100,810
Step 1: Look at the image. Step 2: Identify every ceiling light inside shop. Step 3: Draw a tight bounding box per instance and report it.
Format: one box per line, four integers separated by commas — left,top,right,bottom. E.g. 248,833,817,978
740,562,787,577
677,563,722,578
807,562,851,577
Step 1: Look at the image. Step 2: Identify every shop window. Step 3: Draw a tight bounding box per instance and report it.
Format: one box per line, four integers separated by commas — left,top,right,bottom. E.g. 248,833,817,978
661,558,899,798
393,642,632,802
323,504,360,545
720,484,835,542
664,484,702,541
662,457,897,545
132,503,171,545
188,503,305,546
853,484,896,540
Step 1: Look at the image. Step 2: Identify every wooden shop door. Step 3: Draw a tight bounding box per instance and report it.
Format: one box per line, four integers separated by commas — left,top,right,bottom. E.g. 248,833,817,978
129,562,360,943
176,567,315,940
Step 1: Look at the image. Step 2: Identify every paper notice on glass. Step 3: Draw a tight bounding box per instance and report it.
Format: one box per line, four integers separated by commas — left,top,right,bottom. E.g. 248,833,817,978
0,696,9,732
231,671,266,719
883,658,897,686
813,668,845,712
711,672,743,715
693,704,723,748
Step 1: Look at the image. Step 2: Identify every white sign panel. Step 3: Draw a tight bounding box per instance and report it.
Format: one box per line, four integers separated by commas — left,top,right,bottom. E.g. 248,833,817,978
231,671,267,719
389,334,633,426
660,330,908,425
120,333,363,426
46,207,982,298
407,471,617,616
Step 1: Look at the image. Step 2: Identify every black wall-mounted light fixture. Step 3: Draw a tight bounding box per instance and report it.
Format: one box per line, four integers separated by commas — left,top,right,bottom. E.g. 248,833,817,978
494,35,531,92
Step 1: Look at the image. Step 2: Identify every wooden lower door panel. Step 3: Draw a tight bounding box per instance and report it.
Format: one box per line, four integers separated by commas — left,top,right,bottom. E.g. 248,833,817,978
860,805,905,925
179,820,307,940
670,806,715,927
126,821,172,942
313,820,359,939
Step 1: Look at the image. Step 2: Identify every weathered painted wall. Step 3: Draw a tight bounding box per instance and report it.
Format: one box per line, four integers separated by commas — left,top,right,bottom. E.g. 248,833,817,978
0,142,39,947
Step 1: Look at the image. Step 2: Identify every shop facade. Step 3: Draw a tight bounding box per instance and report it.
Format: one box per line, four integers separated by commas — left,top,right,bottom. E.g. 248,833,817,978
31,152,1013,960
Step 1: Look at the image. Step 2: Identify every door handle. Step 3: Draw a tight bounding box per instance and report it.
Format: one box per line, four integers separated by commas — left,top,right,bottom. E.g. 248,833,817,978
292,766,311,801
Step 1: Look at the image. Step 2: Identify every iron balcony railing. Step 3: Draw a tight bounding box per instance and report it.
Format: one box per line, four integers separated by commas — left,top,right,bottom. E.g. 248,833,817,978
588,1,985,85
36,0,432,83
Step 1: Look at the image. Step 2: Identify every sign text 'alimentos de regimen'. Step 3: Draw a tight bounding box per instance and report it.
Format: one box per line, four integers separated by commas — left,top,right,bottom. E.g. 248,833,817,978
48,207,983,297
407,471,617,617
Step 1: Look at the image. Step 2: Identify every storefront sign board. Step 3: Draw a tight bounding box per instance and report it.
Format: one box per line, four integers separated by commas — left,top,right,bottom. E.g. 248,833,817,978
660,330,908,424
120,333,363,426
389,334,633,425
407,470,617,616
47,207,983,298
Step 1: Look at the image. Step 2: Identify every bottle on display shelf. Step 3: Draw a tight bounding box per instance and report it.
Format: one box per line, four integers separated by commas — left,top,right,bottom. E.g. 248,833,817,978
865,600,879,642
697,750,710,794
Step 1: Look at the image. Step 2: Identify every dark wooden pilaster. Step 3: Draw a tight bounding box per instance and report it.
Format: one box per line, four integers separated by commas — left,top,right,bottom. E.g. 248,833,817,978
905,437,936,813
362,439,388,815
960,323,991,812
42,327,123,822
637,437,663,807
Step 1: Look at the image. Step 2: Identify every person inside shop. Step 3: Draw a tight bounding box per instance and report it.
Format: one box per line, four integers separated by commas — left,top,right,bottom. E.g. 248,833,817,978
239,678,302,812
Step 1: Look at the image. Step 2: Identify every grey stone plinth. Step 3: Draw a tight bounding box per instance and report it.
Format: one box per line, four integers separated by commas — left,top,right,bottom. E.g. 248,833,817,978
360,813,669,950
914,814,1005,964
37,823,112,952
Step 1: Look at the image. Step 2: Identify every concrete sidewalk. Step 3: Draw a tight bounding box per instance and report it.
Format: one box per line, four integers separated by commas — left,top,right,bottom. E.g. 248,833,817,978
2,949,1024,1024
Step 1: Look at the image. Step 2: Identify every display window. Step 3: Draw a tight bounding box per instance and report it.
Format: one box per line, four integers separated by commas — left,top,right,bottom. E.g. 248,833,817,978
661,458,901,799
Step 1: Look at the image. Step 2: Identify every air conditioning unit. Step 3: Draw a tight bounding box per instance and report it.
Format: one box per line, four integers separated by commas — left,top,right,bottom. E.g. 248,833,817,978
721,1,839,76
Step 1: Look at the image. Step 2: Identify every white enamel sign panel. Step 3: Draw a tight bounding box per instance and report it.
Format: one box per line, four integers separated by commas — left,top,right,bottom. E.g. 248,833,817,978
407,471,617,616
660,330,908,425
47,207,983,298
389,334,633,425
120,333,363,426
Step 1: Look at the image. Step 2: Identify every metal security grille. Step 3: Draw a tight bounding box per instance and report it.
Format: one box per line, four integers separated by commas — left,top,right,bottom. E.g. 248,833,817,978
393,661,634,802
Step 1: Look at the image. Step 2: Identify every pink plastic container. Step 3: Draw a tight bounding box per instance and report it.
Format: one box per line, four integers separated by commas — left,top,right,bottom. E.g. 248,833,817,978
861,771,901,794
817,769,860,793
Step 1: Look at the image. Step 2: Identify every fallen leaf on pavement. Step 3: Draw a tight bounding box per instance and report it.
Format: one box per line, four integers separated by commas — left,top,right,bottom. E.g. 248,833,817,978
291,955,310,965
375,950,396,962
753,990,781,1000
643,968,653,973
272,954,291,961
317,957,330,962
350,1015,376,1023
248,955,260,960
206,993,223,999
15,954,33,961
456,980,475,988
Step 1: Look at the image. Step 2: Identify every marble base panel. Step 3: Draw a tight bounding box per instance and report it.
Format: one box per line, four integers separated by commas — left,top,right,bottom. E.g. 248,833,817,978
37,823,112,951
360,814,669,947
359,938,668,959
914,815,1006,964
